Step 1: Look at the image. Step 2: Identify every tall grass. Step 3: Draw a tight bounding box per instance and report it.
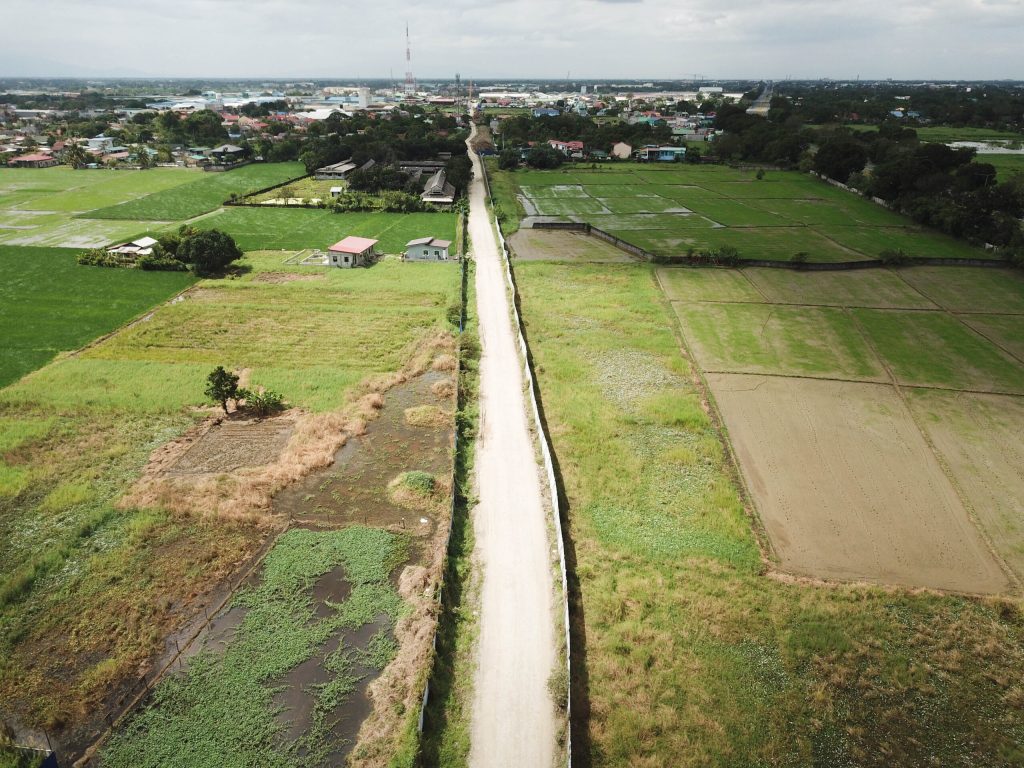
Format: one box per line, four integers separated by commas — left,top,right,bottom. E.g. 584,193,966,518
515,260,1024,767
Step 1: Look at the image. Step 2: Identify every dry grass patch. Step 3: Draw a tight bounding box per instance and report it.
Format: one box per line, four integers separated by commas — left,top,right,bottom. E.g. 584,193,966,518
404,405,451,428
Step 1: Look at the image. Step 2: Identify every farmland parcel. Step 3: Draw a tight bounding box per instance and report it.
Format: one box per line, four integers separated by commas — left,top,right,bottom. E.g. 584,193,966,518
513,257,1024,767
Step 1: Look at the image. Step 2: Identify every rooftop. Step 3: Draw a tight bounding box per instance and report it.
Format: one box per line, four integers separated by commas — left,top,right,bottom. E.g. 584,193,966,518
329,236,378,254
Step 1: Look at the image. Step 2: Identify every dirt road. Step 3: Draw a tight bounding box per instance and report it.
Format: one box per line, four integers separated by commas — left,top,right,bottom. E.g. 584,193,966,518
466,133,558,767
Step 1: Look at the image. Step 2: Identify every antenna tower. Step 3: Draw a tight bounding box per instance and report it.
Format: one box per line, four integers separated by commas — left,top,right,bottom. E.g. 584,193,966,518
404,23,416,95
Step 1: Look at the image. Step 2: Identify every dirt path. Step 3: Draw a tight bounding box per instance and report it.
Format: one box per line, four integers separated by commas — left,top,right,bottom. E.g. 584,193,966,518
466,130,558,767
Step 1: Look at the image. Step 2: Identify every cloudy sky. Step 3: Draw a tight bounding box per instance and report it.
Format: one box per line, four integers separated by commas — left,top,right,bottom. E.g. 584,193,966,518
1,0,1021,80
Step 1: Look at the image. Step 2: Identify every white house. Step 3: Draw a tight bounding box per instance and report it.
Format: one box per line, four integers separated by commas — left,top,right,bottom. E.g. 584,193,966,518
327,236,378,268
405,237,451,261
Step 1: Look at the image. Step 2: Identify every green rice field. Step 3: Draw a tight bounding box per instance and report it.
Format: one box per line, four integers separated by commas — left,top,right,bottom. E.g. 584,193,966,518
82,162,305,221
0,245,194,388
491,161,996,263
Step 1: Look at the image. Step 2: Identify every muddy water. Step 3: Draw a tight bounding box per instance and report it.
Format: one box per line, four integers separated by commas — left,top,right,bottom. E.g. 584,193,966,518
275,370,454,544
88,372,455,767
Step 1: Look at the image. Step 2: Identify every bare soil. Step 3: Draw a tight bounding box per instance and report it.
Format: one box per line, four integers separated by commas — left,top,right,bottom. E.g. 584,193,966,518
707,372,1010,594
250,272,325,284
907,390,1024,586
509,228,638,263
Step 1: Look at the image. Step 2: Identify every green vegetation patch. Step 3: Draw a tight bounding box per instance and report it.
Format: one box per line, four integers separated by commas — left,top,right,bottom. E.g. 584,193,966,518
657,267,765,303
514,259,1024,767
83,163,305,221
675,302,886,380
193,207,457,254
741,267,937,309
101,527,408,768
0,245,194,387
854,309,1024,392
899,266,1024,313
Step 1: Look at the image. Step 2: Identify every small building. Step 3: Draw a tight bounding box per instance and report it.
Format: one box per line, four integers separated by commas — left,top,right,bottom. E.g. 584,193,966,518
327,236,378,268
315,158,374,181
329,186,344,197
611,141,632,160
532,108,560,118
210,143,245,158
405,237,451,261
107,236,158,261
420,169,456,207
6,153,58,168
548,139,584,156
635,145,686,162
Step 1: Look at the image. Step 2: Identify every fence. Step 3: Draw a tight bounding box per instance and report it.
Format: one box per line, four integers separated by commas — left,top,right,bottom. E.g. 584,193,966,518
481,157,574,767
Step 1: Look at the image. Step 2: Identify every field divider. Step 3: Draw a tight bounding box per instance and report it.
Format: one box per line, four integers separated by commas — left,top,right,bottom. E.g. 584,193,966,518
482,156,574,767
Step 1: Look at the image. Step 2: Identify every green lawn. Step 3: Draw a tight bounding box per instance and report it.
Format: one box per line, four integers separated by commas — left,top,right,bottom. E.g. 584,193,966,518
195,207,457,254
82,163,305,221
514,259,1024,767
0,245,194,388
984,154,1024,181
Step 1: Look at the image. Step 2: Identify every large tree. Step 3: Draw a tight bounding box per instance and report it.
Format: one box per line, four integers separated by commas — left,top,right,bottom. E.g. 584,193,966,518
178,229,243,276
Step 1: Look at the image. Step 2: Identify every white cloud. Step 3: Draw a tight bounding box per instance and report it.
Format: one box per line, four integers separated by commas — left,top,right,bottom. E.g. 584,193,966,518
0,0,1021,79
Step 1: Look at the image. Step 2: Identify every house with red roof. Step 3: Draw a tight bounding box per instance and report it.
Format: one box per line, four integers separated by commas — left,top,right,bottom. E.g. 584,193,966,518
7,153,58,168
327,236,378,268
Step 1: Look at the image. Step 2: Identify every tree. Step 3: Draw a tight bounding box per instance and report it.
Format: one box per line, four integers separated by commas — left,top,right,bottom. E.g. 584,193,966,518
205,366,240,414
498,148,520,170
177,229,243,276
63,143,89,169
813,138,867,183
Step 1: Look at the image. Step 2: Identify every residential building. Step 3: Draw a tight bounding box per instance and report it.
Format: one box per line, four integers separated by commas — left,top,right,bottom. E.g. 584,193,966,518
635,145,686,162
327,236,378,268
404,237,451,261
420,169,456,207
107,236,158,260
6,153,59,168
532,108,560,118
548,139,584,156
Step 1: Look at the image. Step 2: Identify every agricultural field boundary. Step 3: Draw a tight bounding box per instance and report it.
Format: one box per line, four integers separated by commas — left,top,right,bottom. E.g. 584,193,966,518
481,156,573,766
223,171,313,207
416,257,469,735
531,221,1007,270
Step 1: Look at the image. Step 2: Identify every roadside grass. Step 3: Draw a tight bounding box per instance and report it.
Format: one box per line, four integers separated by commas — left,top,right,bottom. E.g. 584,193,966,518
100,527,408,768
420,262,479,768
82,163,305,221
514,259,1024,768
853,309,1024,392
0,255,460,741
193,207,457,254
673,302,886,381
0,245,194,387
490,163,996,263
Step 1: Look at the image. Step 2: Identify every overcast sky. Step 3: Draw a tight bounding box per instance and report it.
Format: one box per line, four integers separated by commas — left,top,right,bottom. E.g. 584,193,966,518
1,0,1021,81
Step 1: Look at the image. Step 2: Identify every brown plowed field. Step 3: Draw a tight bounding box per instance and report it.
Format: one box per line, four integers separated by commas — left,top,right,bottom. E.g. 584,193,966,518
707,372,1010,594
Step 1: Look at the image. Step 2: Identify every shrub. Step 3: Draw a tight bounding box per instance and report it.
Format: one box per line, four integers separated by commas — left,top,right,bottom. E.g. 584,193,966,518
879,248,911,266
400,470,436,495
137,255,188,271
239,388,285,418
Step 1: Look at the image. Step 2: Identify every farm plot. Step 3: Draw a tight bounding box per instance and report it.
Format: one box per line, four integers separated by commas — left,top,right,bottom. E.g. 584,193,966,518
508,228,638,262
194,207,457,255
707,373,1008,592
513,258,1024,767
82,162,305,221
666,263,1024,594
495,163,996,263
0,166,197,247
0,255,460,762
0,245,194,387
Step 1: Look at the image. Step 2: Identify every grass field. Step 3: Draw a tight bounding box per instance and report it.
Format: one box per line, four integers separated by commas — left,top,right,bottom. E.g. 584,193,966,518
194,206,457,254
0,245,194,388
82,163,305,221
490,161,996,263
0,255,459,753
514,258,1024,767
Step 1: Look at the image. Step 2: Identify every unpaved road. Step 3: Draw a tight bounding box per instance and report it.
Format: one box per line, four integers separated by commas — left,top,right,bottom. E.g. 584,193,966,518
467,133,558,767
